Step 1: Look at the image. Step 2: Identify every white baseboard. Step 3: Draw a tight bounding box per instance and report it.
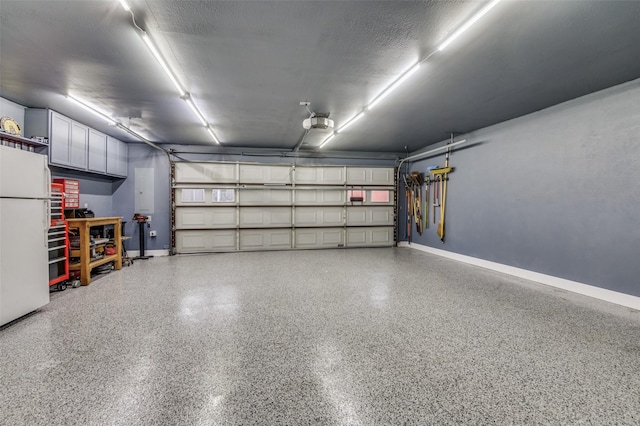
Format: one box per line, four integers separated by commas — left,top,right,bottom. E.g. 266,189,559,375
126,249,170,257
398,242,640,311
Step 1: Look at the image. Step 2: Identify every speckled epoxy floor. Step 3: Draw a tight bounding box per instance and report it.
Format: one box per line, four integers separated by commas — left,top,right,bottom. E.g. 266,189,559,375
1,248,639,425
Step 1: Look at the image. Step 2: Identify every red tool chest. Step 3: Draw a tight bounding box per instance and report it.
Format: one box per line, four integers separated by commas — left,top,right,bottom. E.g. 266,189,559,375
53,178,80,209
48,183,69,290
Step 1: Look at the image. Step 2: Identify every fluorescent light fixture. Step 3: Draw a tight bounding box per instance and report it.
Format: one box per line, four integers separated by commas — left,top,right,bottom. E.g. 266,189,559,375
367,63,420,110
206,126,220,145
336,112,365,134
184,96,208,127
319,133,335,149
67,95,117,125
141,32,186,97
119,0,131,11
438,0,502,51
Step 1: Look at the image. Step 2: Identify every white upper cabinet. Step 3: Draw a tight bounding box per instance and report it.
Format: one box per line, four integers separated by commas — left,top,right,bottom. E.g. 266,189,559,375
88,129,107,173
48,111,72,166
69,121,88,170
106,136,128,177
25,108,127,178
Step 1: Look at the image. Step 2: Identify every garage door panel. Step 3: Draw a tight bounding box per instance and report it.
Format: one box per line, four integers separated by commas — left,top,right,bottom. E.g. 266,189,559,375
295,228,344,249
346,168,367,185
294,167,345,185
295,189,345,205
346,206,394,226
240,189,291,205
346,228,367,245
346,167,394,185
295,207,343,227
346,227,393,247
239,207,291,227
370,168,394,185
175,207,236,229
346,209,367,225
370,207,394,225
240,164,291,184
175,230,237,253
371,228,394,244
239,229,292,250
175,163,236,183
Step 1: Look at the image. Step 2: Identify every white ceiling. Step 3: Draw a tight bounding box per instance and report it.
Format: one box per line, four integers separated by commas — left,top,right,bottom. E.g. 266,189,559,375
1,1,640,153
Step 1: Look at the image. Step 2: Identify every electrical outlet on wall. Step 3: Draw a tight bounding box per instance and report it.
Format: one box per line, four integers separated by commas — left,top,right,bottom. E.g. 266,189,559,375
149,230,157,237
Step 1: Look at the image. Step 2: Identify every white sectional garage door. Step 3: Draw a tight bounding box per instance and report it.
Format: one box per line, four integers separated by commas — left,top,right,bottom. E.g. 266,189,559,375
172,162,396,254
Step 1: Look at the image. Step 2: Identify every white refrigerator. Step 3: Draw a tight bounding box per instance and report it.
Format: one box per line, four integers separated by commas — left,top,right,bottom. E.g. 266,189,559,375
0,145,50,326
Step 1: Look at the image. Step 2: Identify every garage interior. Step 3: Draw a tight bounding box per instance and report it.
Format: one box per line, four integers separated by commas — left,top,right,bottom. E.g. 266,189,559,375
1,0,639,424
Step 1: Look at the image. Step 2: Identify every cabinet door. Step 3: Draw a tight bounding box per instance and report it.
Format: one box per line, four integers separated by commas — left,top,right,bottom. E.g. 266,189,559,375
117,141,128,177
106,136,128,177
49,111,72,166
88,129,107,173
70,122,88,169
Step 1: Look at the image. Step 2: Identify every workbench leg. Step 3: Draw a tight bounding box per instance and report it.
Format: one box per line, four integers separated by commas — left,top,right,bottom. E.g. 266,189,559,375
80,223,91,285
114,220,122,270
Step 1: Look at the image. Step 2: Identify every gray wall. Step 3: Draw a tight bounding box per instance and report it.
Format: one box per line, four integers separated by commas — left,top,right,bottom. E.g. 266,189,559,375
111,144,171,252
50,168,116,217
401,78,640,296
0,97,26,130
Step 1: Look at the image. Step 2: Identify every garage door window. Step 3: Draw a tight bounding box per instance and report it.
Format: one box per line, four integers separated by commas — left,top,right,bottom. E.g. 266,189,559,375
182,189,205,203
212,189,235,203
370,190,390,203
348,190,365,202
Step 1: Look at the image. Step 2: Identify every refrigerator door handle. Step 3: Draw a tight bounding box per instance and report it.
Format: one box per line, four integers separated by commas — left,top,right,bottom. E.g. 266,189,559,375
44,164,51,244
45,163,52,197
44,200,50,247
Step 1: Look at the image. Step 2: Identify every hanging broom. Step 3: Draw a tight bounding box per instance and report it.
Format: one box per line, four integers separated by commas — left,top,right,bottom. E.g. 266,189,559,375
429,166,453,242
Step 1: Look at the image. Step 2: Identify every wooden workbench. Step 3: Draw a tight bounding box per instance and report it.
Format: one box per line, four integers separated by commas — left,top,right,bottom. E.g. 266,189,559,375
67,217,123,285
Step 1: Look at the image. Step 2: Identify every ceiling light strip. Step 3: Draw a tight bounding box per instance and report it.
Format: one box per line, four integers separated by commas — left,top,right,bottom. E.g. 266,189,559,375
438,0,502,51
206,126,221,145
327,2,502,151
336,112,365,134
119,0,131,12
184,96,208,127
319,133,336,149
118,3,219,146
367,63,421,111
141,33,186,97
66,94,165,151
67,95,117,125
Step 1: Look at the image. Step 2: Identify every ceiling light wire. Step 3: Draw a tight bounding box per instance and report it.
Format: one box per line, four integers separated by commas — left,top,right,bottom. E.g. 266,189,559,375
293,128,311,152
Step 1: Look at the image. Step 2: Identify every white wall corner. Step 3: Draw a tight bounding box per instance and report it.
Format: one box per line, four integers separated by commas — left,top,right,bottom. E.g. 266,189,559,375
398,242,640,311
